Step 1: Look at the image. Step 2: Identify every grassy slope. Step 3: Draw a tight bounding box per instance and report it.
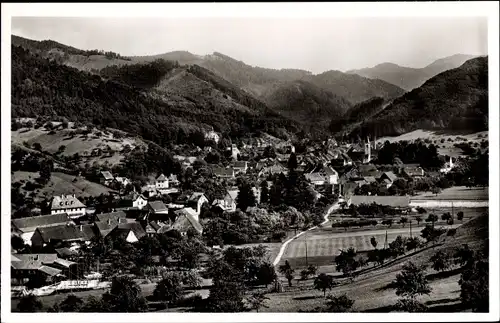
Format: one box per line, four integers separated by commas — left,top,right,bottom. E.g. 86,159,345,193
263,213,487,312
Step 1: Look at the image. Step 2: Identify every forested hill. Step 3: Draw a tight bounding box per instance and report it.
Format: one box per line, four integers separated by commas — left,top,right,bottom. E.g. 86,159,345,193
11,45,305,148
347,56,489,138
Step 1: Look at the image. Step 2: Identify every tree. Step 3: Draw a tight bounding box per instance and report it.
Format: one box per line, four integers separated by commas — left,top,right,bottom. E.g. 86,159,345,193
399,217,408,227
395,298,428,312
17,295,43,312
256,262,277,287
370,236,378,249
278,260,295,287
260,180,269,204
457,211,464,222
325,294,355,312
454,244,475,267
154,273,183,305
39,159,53,183
459,258,489,312
393,262,432,299
247,292,269,312
314,273,336,297
431,187,441,196
102,276,148,312
11,235,26,251
388,236,406,258
307,264,318,276
415,216,422,226
425,214,438,228
58,294,84,312
206,280,246,312
334,248,359,277
420,225,445,243
181,270,203,289
236,181,257,211
382,219,393,228
441,212,451,222
405,237,423,252
430,250,451,272
33,142,42,151
287,152,298,170
80,296,106,312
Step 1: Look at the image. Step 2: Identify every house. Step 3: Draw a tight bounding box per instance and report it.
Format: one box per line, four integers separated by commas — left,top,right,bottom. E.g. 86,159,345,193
31,223,96,249
186,192,209,215
144,221,162,236
305,173,326,186
252,187,262,204
49,195,87,218
11,253,77,284
146,200,169,216
258,163,288,177
347,195,410,208
402,166,425,179
95,211,127,223
229,144,240,160
204,130,220,144
141,184,158,198
94,216,131,239
120,193,148,210
232,161,248,174
439,156,455,174
213,167,235,179
108,222,147,243
357,164,381,178
155,174,169,189
378,171,398,188
11,213,73,245
100,171,114,186
114,176,131,187
213,189,238,212
168,174,180,187
172,208,203,235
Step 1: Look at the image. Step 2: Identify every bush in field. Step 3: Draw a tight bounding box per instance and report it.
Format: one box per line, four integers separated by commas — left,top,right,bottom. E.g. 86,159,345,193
154,273,183,304
459,257,489,312
334,248,359,277
393,262,432,301
454,244,474,267
314,273,336,297
457,211,464,222
395,298,428,312
405,237,424,251
17,295,43,312
430,250,451,272
325,294,355,312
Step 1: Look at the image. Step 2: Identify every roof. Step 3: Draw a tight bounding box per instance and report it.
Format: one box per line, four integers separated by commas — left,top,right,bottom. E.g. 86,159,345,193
95,211,127,223
157,174,167,181
349,195,410,208
35,224,95,243
122,192,147,202
168,174,179,182
381,171,398,182
11,254,58,270
95,221,119,238
101,171,114,180
188,192,207,203
54,247,78,258
213,167,234,176
146,221,161,232
305,173,326,183
173,208,203,234
51,195,86,211
403,166,425,176
363,176,377,183
53,258,77,268
227,189,239,201
114,222,147,240
147,200,168,212
38,265,62,276
12,213,70,232
323,166,338,176
233,161,248,168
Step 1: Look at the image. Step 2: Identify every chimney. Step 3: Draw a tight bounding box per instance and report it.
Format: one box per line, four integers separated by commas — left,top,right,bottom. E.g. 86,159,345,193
107,219,111,225
79,225,83,231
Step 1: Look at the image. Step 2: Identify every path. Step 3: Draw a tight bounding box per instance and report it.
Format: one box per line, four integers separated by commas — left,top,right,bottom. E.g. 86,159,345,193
272,202,339,266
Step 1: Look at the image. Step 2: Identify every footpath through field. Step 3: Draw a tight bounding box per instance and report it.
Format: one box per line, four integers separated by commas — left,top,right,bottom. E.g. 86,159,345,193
272,202,340,266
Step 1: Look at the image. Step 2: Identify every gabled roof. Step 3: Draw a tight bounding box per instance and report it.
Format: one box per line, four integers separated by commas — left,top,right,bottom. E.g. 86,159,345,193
233,161,248,168
173,208,203,234
213,167,234,176
188,192,207,203
305,173,326,183
95,211,127,223
35,224,95,243
12,213,71,232
323,165,338,176
101,171,114,180
38,265,63,276
51,195,86,210
147,200,168,213
54,247,78,258
114,222,147,240
363,176,377,183
349,195,410,208
11,253,58,270
168,174,179,182
156,174,167,181
227,189,239,201
403,166,425,176
381,171,398,182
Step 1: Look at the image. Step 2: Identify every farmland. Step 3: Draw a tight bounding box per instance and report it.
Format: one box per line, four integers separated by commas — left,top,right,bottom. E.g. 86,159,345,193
412,186,488,201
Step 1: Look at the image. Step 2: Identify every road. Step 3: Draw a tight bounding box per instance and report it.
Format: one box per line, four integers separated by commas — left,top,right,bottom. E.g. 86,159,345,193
272,202,339,266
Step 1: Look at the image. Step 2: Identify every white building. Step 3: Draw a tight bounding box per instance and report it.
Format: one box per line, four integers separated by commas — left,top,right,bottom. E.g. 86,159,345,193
50,195,86,218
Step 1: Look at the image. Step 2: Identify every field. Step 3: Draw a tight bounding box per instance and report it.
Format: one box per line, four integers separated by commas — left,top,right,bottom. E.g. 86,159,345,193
412,186,488,201
265,214,488,312
11,124,146,167
376,129,488,157
12,171,113,202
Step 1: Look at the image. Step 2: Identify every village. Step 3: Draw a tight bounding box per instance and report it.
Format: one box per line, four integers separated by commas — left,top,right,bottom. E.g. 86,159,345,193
11,123,489,313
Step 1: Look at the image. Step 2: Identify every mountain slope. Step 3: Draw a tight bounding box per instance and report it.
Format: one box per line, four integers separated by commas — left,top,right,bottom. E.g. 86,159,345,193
347,57,488,138
329,97,390,134
11,45,303,148
305,70,405,104
262,80,352,128
347,54,480,90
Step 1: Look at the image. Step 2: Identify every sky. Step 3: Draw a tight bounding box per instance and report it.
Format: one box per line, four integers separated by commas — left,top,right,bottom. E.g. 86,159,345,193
11,16,488,73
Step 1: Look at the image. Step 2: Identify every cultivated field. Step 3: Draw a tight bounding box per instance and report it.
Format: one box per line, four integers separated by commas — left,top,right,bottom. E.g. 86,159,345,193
376,129,488,157
12,171,113,202
412,186,488,201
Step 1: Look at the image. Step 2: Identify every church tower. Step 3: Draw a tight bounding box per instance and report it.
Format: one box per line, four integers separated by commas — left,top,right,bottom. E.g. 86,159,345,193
364,137,371,163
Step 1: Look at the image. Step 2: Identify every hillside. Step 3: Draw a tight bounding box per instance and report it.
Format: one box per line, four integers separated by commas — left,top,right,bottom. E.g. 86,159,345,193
329,97,390,134
262,80,352,128
11,44,304,149
305,70,406,104
347,57,488,138
347,54,480,90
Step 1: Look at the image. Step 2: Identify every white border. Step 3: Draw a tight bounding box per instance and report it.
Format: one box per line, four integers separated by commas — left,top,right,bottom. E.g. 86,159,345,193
1,2,499,323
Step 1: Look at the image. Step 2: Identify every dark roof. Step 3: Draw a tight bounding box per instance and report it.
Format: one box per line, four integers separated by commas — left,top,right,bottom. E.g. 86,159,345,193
173,208,203,234
147,200,168,212
113,222,147,240
35,224,95,243
363,176,377,183
54,247,78,258
95,211,127,223
12,213,70,232
349,195,410,208
95,221,119,238
188,192,207,203
381,171,398,182
157,174,167,181
11,253,58,270
232,161,248,168
213,167,234,176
